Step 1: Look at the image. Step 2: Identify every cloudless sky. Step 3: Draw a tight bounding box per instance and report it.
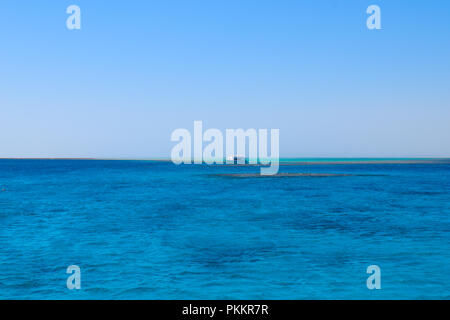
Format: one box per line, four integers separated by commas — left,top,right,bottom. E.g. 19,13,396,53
1,0,449,158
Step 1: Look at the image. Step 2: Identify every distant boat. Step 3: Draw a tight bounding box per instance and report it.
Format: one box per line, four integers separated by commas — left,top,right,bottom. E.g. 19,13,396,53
226,155,247,164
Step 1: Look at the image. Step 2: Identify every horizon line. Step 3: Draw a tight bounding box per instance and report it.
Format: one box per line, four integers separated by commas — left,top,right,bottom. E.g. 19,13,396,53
1,157,450,161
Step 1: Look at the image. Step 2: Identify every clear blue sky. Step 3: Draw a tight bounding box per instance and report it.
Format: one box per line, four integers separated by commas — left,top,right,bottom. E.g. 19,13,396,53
1,0,449,158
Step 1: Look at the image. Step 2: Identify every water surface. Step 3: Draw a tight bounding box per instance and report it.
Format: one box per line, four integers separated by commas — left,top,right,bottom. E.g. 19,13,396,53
0,159,449,299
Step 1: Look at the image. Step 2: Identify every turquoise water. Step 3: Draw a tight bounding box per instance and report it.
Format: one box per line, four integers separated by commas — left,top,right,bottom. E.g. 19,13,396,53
0,159,449,299
278,158,437,162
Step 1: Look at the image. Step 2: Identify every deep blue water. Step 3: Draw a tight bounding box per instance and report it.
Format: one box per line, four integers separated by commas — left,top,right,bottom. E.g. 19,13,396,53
0,159,449,299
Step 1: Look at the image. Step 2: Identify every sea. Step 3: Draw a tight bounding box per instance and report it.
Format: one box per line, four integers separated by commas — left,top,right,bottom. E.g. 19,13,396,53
0,159,449,299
